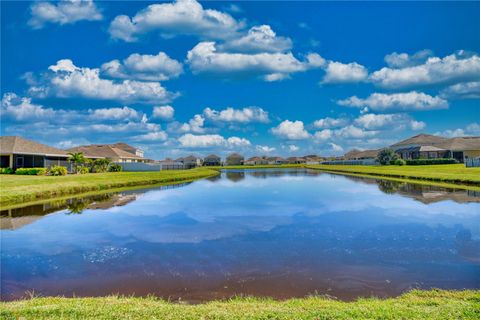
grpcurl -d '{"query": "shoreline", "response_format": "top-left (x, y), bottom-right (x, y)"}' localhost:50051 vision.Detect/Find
top-left (1, 290), bottom-right (478, 319)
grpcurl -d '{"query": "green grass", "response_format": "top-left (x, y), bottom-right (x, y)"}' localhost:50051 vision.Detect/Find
top-left (306, 164), bottom-right (480, 186)
top-left (0, 168), bottom-right (219, 208)
top-left (1, 290), bottom-right (478, 320)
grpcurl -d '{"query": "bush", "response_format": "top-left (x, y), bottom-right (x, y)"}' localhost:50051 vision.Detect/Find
top-left (394, 159), bottom-right (406, 166)
top-left (0, 167), bottom-right (14, 174)
top-left (108, 163), bottom-right (123, 172)
top-left (79, 166), bottom-right (90, 174)
top-left (93, 158), bottom-right (111, 173)
top-left (15, 167), bottom-right (47, 175)
top-left (377, 148), bottom-right (398, 165)
top-left (406, 158), bottom-right (459, 165)
top-left (49, 165), bottom-right (68, 176)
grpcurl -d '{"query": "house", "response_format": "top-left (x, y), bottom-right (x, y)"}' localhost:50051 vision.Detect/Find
top-left (286, 156), bottom-right (306, 164)
top-left (390, 134), bottom-right (480, 162)
top-left (303, 155), bottom-right (324, 164)
top-left (159, 158), bottom-right (185, 170)
top-left (179, 155), bottom-right (203, 169)
top-left (245, 156), bottom-right (268, 165)
top-left (203, 154), bottom-right (221, 166)
top-left (266, 156), bottom-right (288, 165)
top-left (344, 149), bottom-right (381, 160)
top-left (226, 153), bottom-right (244, 165)
top-left (67, 143), bottom-right (148, 163)
top-left (0, 136), bottom-right (70, 170)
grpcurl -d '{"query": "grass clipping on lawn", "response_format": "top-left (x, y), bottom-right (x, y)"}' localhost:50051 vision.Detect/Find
top-left (0, 290), bottom-right (479, 320)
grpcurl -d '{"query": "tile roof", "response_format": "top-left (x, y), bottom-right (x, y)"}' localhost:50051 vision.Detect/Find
top-left (390, 134), bottom-right (448, 147)
top-left (0, 136), bottom-right (68, 156)
top-left (66, 144), bottom-right (143, 159)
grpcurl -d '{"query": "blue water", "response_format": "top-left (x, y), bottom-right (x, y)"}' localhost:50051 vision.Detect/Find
top-left (1, 169), bottom-right (479, 301)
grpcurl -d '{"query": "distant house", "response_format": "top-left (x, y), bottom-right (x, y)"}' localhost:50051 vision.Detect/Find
top-left (245, 156), bottom-right (268, 165)
top-left (266, 156), bottom-right (288, 165)
top-left (344, 149), bottom-right (381, 160)
top-left (159, 158), bottom-right (185, 170)
top-left (203, 154), bottom-right (221, 166)
top-left (179, 155), bottom-right (203, 169)
top-left (67, 143), bottom-right (148, 163)
top-left (390, 134), bottom-right (480, 162)
top-left (226, 153), bottom-right (244, 165)
top-left (0, 136), bottom-right (70, 170)
top-left (304, 155), bottom-right (324, 164)
top-left (286, 156), bottom-right (306, 164)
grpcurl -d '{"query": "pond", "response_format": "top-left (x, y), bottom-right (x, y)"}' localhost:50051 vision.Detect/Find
top-left (1, 169), bottom-right (479, 302)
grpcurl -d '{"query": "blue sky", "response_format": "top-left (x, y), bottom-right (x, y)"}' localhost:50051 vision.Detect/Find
top-left (1, 0), bottom-right (479, 159)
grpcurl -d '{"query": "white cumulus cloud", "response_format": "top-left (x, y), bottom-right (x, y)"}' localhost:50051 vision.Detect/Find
top-left (1, 92), bottom-right (55, 121)
top-left (337, 91), bottom-right (448, 111)
top-left (203, 106), bottom-right (269, 123)
top-left (178, 133), bottom-right (250, 148)
top-left (440, 81), bottom-right (480, 99)
top-left (29, 0), bottom-right (102, 29)
top-left (256, 145), bottom-right (276, 153)
top-left (89, 106), bottom-right (140, 121)
top-left (313, 117), bottom-right (348, 129)
top-left (108, 0), bottom-right (242, 42)
top-left (219, 25), bottom-right (292, 53)
top-left (354, 113), bottom-right (425, 131)
top-left (271, 120), bottom-right (310, 140)
top-left (152, 105), bottom-right (175, 120)
top-left (322, 61), bottom-right (368, 84)
top-left (101, 52), bottom-right (183, 81)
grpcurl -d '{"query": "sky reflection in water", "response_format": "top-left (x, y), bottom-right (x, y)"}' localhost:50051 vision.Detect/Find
top-left (1, 169), bottom-right (479, 301)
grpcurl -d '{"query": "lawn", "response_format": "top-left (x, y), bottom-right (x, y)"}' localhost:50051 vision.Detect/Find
top-left (1, 290), bottom-right (478, 320)
top-left (0, 168), bottom-right (219, 208)
top-left (306, 164), bottom-right (480, 186)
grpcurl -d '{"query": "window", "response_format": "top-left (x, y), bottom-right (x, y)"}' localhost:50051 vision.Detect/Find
top-left (16, 156), bottom-right (24, 168)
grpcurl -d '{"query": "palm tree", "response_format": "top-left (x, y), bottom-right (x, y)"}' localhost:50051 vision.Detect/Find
top-left (68, 152), bottom-right (86, 174)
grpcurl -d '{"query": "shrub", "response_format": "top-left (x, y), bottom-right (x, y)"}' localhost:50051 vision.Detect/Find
top-left (377, 149), bottom-right (398, 165)
top-left (50, 165), bottom-right (68, 176)
top-left (0, 167), bottom-right (14, 174)
top-left (108, 163), bottom-right (123, 172)
top-left (394, 159), bottom-right (406, 166)
top-left (79, 166), bottom-right (90, 174)
top-left (406, 158), bottom-right (459, 165)
top-left (93, 158), bottom-right (111, 173)
top-left (15, 167), bottom-right (47, 175)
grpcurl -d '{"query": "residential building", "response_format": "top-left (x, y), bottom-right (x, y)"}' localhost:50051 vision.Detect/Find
top-left (344, 149), bottom-right (381, 160)
top-left (245, 156), bottom-right (268, 165)
top-left (226, 153), bottom-right (244, 165)
top-left (286, 156), bottom-right (306, 164)
top-left (0, 136), bottom-right (70, 170)
top-left (203, 154), bottom-right (221, 166)
top-left (266, 156), bottom-right (288, 165)
top-left (159, 158), bottom-right (185, 170)
top-left (67, 143), bottom-right (148, 163)
top-left (178, 155), bottom-right (203, 169)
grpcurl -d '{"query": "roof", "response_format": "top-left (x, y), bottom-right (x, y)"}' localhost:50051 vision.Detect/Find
top-left (112, 142), bottom-right (141, 154)
top-left (226, 153), bottom-right (244, 159)
top-left (183, 155), bottom-right (200, 161)
top-left (204, 154), bottom-right (221, 159)
top-left (345, 149), bottom-right (381, 159)
top-left (66, 144), bottom-right (143, 160)
top-left (390, 134), bottom-right (448, 148)
top-left (0, 136), bottom-right (68, 157)
top-left (418, 145), bottom-right (446, 152)
top-left (437, 137), bottom-right (480, 151)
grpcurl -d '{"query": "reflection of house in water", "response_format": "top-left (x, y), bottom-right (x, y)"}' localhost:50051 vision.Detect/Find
top-left (225, 171), bottom-right (245, 182)
top-left (342, 175), bottom-right (480, 204)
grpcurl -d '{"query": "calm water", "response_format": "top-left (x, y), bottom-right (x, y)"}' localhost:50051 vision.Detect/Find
top-left (1, 169), bottom-right (479, 301)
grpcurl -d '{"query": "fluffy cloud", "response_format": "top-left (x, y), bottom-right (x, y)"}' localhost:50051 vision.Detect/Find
top-left (203, 106), bottom-right (269, 123)
top-left (440, 81), bottom-right (480, 99)
top-left (322, 61), bottom-right (368, 84)
top-left (131, 131), bottom-right (168, 142)
top-left (108, 0), bottom-right (242, 42)
top-left (384, 49), bottom-right (433, 68)
top-left (187, 42), bottom-right (322, 81)
top-left (178, 133), bottom-right (250, 148)
top-left (334, 125), bottom-right (378, 139)
top-left (313, 129), bottom-right (333, 141)
top-left (29, 0), bottom-right (102, 29)
top-left (286, 145), bottom-right (299, 152)
top-left (89, 106), bottom-right (140, 121)
top-left (152, 105), bottom-right (175, 120)
top-left (354, 113), bottom-right (425, 130)
top-left (370, 51), bottom-right (480, 89)
top-left (271, 120), bottom-right (310, 140)
top-left (179, 115), bottom-right (205, 133)
top-left (337, 91), bottom-right (448, 111)
top-left (219, 25), bottom-right (292, 53)
top-left (328, 142), bottom-right (344, 153)
top-left (101, 52), bottom-right (183, 81)
top-left (313, 117), bottom-right (348, 129)
top-left (1, 92), bottom-right (55, 121)
top-left (435, 123), bottom-right (480, 138)
top-left (256, 145), bottom-right (276, 153)
top-left (29, 59), bottom-right (175, 104)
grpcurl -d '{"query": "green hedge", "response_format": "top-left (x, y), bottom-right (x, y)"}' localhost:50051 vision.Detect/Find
top-left (15, 168), bottom-right (47, 175)
top-left (50, 165), bottom-right (68, 176)
top-left (406, 158), bottom-right (459, 165)
top-left (0, 167), bottom-right (14, 174)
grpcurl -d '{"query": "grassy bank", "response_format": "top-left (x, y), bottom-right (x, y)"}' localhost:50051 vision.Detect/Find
top-left (0, 168), bottom-right (219, 208)
top-left (306, 164), bottom-right (480, 186)
top-left (1, 290), bottom-right (478, 320)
